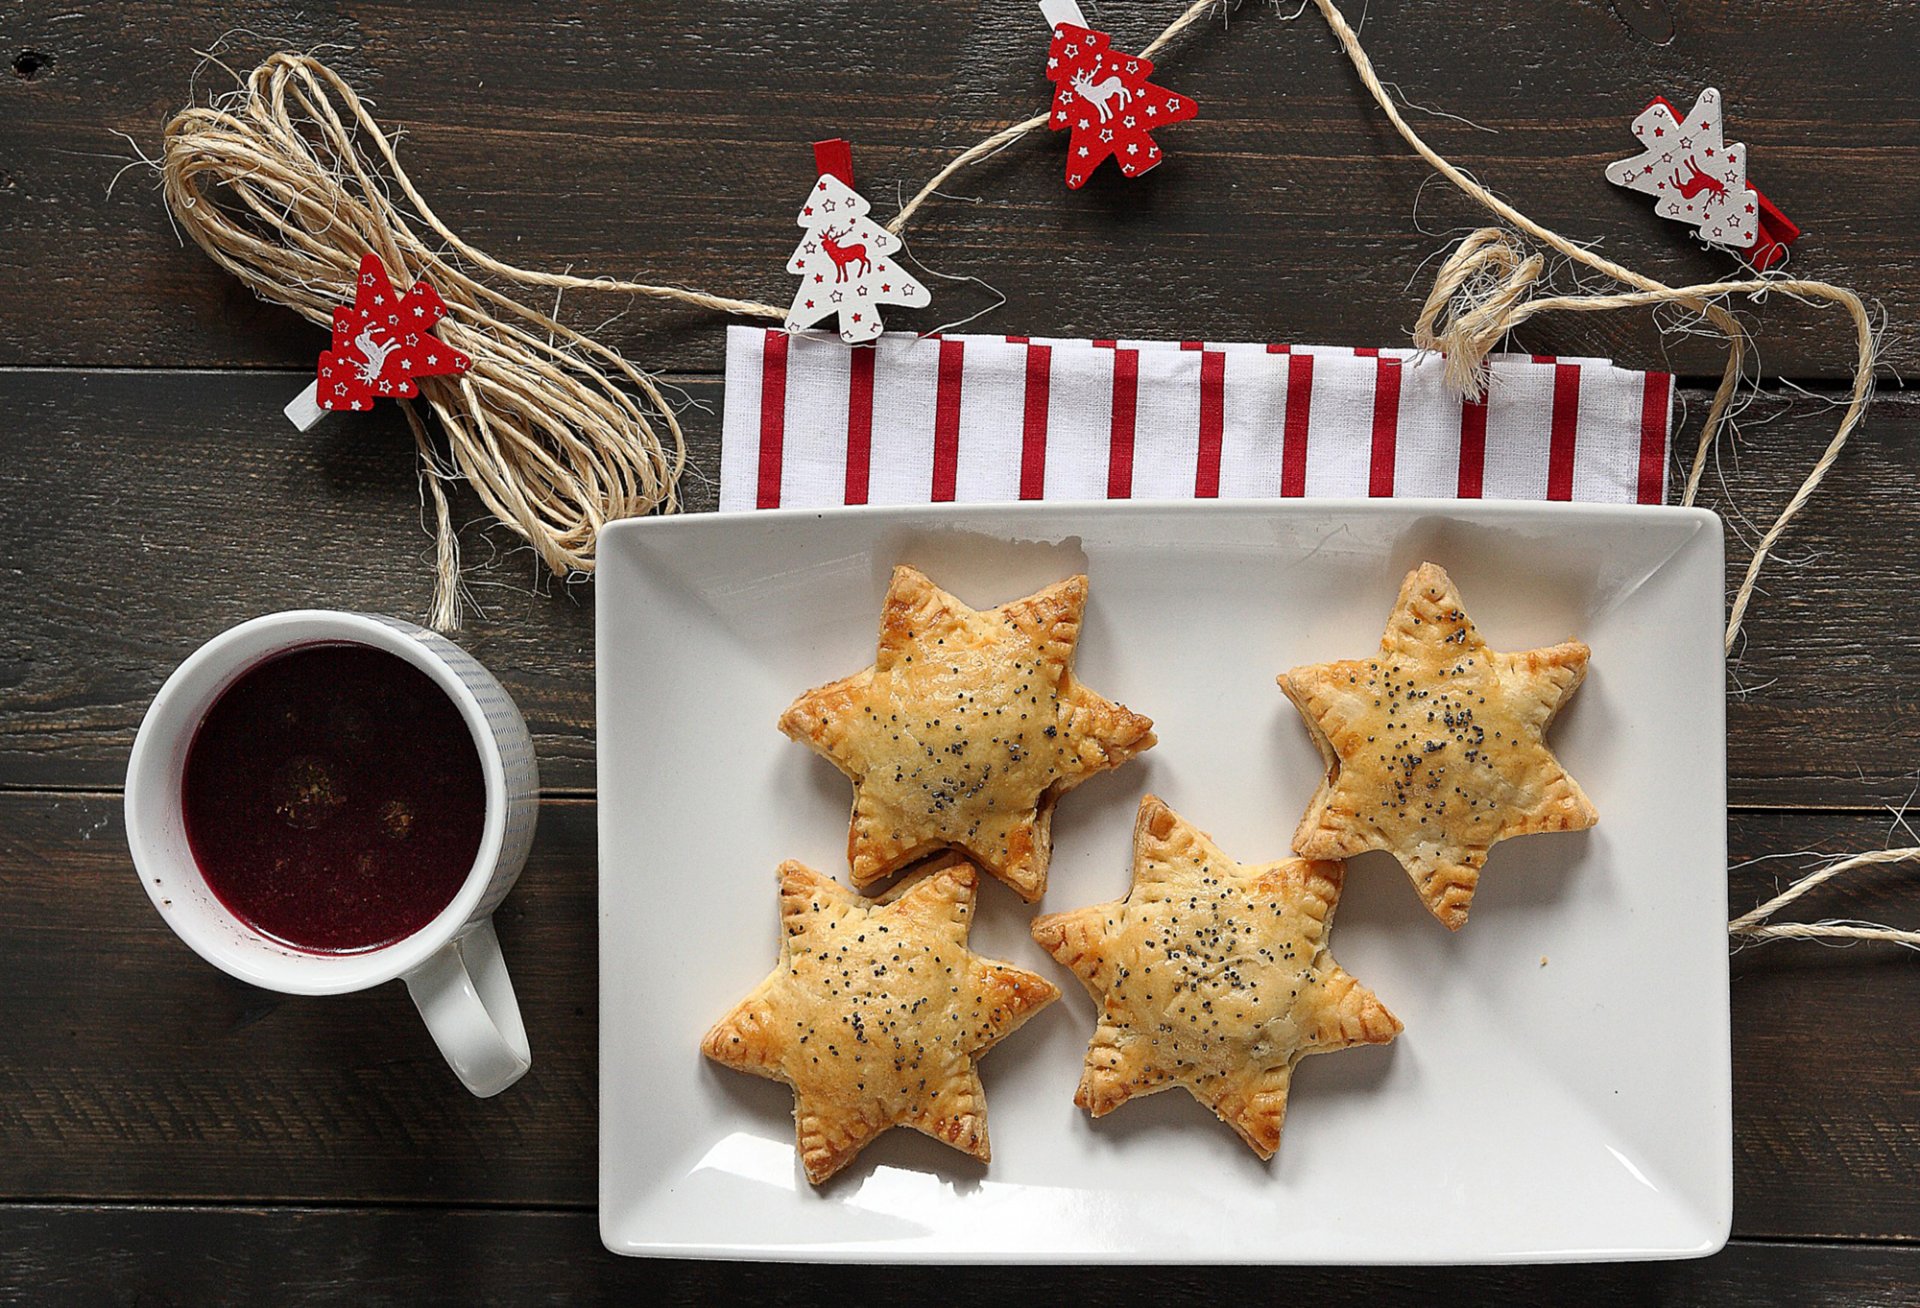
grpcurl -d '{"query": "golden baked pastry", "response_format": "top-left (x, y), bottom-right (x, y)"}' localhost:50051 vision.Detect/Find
top-left (1279, 562), bottom-right (1597, 931)
top-left (779, 565), bottom-right (1155, 901)
top-left (1031, 797), bottom-right (1400, 1160)
top-left (700, 855), bottom-right (1058, 1185)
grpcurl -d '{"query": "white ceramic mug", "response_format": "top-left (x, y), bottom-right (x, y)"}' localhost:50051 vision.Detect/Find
top-left (125, 611), bottom-right (539, 1097)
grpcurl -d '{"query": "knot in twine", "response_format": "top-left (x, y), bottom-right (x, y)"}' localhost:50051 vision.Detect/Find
top-left (1411, 228), bottom-right (1545, 401)
top-left (161, 53), bottom-right (778, 629)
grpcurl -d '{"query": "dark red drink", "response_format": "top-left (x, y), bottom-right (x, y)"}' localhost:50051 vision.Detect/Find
top-left (182, 643), bottom-right (487, 954)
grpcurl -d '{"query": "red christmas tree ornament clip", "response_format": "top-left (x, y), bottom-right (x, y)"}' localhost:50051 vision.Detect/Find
top-left (1603, 87), bottom-right (1800, 271)
top-left (284, 253), bottom-right (472, 430)
top-left (1039, 0), bottom-right (1197, 189)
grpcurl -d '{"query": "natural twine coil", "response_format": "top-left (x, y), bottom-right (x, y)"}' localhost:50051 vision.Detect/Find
top-left (162, 53), bottom-right (781, 629)
top-left (160, 4), bottom-right (1899, 947)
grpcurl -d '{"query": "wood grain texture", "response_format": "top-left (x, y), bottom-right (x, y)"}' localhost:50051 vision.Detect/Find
top-left (3, 793), bottom-right (1916, 1242)
top-left (2, 1), bottom-right (1916, 1291)
top-left (0, 0), bottom-right (1911, 378)
top-left (3, 368), bottom-right (1918, 806)
top-left (3, 1209), bottom-right (1918, 1307)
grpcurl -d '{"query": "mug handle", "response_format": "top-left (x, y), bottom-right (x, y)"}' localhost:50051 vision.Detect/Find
top-left (404, 918), bottom-right (531, 1097)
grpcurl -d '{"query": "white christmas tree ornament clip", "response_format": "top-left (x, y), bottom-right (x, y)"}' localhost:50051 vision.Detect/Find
top-left (1604, 87), bottom-right (1799, 271)
top-left (783, 139), bottom-right (930, 344)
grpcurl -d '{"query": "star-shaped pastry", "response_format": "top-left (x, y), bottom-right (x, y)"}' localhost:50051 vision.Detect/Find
top-left (1031, 797), bottom-right (1400, 1159)
top-left (1278, 563), bottom-right (1597, 931)
top-left (700, 856), bottom-right (1058, 1185)
top-left (779, 565), bottom-right (1156, 901)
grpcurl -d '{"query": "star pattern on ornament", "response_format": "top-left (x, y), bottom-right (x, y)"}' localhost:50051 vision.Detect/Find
top-left (312, 253), bottom-right (469, 415)
top-left (779, 566), bottom-right (1155, 900)
top-left (1277, 563), bottom-right (1597, 930)
top-left (783, 170), bottom-right (931, 343)
top-left (1043, 22), bottom-right (1195, 190)
top-left (701, 857), bottom-right (1058, 1185)
top-left (1031, 797), bottom-right (1401, 1159)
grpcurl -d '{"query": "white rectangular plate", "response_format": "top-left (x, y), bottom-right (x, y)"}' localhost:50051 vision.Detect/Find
top-left (597, 501), bottom-right (1729, 1263)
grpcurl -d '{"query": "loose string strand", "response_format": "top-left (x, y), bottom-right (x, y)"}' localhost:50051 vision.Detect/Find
top-left (869, 0), bottom-right (1893, 950)
top-left (1298, 0), bottom-right (1874, 657)
top-left (1730, 847), bottom-right (1920, 951)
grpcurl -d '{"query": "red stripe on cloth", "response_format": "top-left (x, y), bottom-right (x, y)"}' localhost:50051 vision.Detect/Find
top-left (1637, 371), bottom-right (1671, 505)
top-left (1532, 353), bottom-right (1556, 365)
top-left (1005, 334), bottom-right (1029, 344)
top-left (1353, 346), bottom-right (1381, 358)
top-left (1093, 339), bottom-right (1118, 349)
top-left (1281, 351), bottom-right (1313, 496)
top-left (1108, 349), bottom-right (1139, 498)
top-left (1180, 340), bottom-right (1204, 351)
top-left (931, 338), bottom-right (966, 502)
top-left (844, 346), bottom-right (875, 505)
top-left (755, 329), bottom-right (789, 509)
top-left (1266, 342), bottom-right (1291, 354)
top-left (1457, 396), bottom-right (1488, 498)
top-left (1019, 343), bottom-right (1052, 499)
top-left (1547, 363), bottom-right (1581, 501)
top-left (1195, 350), bottom-right (1225, 497)
top-left (1368, 356), bottom-right (1402, 497)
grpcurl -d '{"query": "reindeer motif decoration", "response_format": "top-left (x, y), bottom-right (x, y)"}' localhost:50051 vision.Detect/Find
top-left (1668, 156), bottom-right (1729, 204)
top-left (350, 325), bottom-right (402, 383)
top-left (1070, 68), bottom-right (1132, 123)
top-left (783, 167), bottom-right (931, 344)
top-left (817, 225), bottom-right (871, 283)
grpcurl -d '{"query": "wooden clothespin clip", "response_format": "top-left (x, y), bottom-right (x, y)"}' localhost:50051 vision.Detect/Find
top-left (780, 138), bottom-right (930, 344)
top-left (284, 253), bottom-right (470, 430)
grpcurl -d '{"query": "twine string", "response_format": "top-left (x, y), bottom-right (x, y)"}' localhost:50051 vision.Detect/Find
top-left (1729, 848), bottom-right (1920, 950)
top-left (162, 12), bottom-right (1894, 948)
top-left (880, 0), bottom-right (1892, 950)
top-left (889, 0), bottom-right (1874, 661)
top-left (1300, 0), bottom-right (1875, 659)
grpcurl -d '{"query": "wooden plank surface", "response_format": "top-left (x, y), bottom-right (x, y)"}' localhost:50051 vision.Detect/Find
top-left (4, 0), bottom-right (1916, 1297)
top-left (3, 1207), bottom-right (1917, 1306)
top-left (3, 367), bottom-right (1917, 808)
top-left (1, 1), bottom-right (1912, 379)
top-left (3, 794), bottom-right (1915, 1243)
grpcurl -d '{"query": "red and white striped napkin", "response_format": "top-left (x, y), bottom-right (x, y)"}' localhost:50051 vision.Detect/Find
top-left (719, 327), bottom-right (1673, 511)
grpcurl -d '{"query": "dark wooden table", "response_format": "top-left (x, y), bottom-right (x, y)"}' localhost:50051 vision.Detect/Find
top-left (5, 2), bottom-right (1918, 1302)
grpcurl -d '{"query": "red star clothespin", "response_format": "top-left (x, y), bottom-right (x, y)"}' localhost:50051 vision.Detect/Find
top-left (284, 253), bottom-right (472, 430)
top-left (1603, 87), bottom-right (1800, 271)
top-left (1039, 0), bottom-right (1196, 190)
